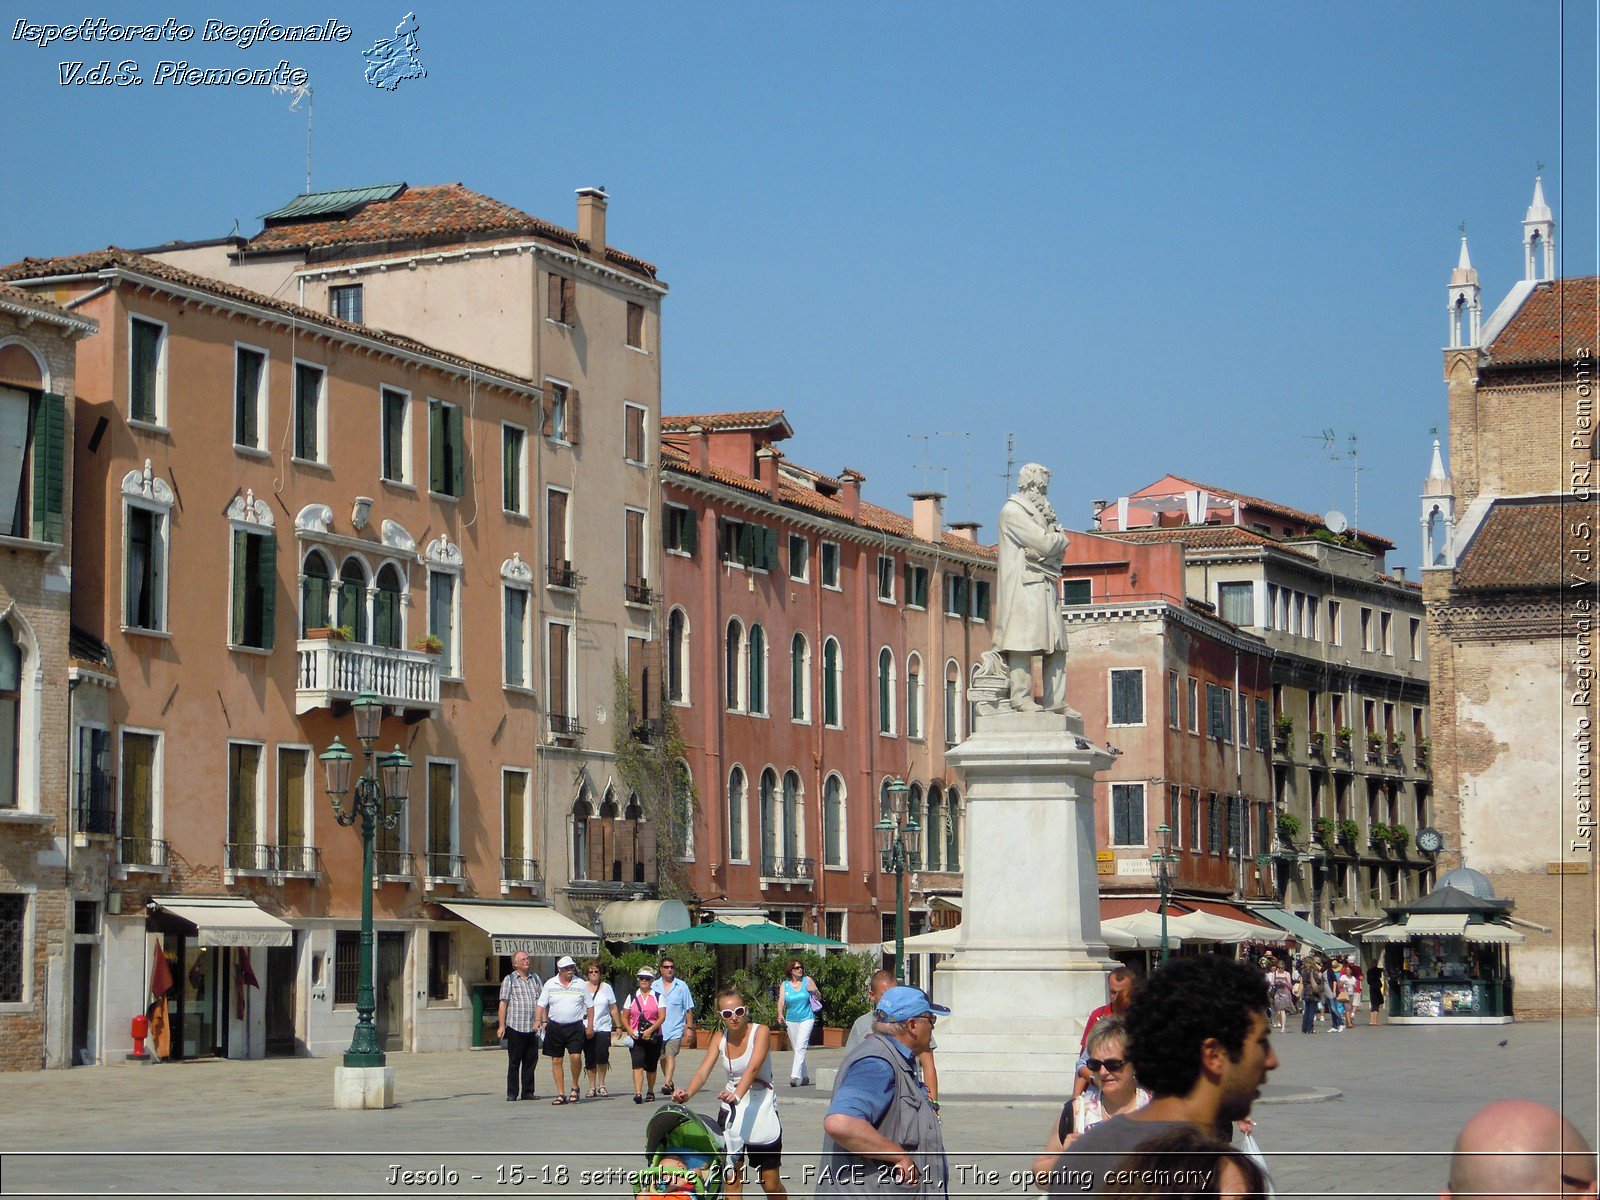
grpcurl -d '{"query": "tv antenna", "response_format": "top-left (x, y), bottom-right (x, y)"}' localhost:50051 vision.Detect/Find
top-left (998, 432), bottom-right (1016, 500)
top-left (272, 79), bottom-right (314, 194)
top-left (907, 435), bottom-right (948, 495)
top-left (1303, 427), bottom-right (1340, 501)
top-left (1345, 434), bottom-right (1371, 537)
top-left (935, 431), bottom-right (973, 516)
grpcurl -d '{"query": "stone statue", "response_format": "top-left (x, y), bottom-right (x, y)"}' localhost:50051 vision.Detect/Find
top-left (990, 463), bottom-right (1069, 711)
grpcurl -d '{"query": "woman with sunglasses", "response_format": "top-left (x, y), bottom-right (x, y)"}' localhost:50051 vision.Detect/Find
top-left (674, 988), bottom-right (786, 1199)
top-left (1031, 1017), bottom-right (1149, 1179)
top-left (775, 958), bottom-right (821, 1087)
top-left (582, 961), bottom-right (621, 1098)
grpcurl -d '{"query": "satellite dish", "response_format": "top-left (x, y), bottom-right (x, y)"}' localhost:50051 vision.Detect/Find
top-left (1324, 510), bottom-right (1349, 534)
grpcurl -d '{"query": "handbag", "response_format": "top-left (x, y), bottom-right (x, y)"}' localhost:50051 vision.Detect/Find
top-left (807, 980), bottom-right (823, 1014)
top-left (613, 1030), bottom-right (635, 1048)
top-left (1239, 1130), bottom-right (1276, 1199)
top-left (720, 1082), bottom-right (782, 1153)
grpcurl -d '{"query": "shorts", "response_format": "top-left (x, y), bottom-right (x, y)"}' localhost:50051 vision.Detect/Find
top-left (583, 1032), bottom-right (611, 1069)
top-left (630, 1036), bottom-right (663, 1073)
top-left (729, 1139), bottom-right (782, 1177)
top-left (543, 1020), bottom-right (586, 1057)
top-left (661, 1037), bottom-right (683, 1059)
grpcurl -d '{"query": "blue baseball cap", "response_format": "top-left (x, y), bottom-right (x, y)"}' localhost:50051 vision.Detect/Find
top-left (874, 986), bottom-right (950, 1023)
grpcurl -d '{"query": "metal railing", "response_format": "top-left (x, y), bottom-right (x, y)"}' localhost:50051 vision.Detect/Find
top-left (424, 851), bottom-right (465, 879)
top-left (226, 842), bottom-right (275, 872)
top-left (295, 638), bottom-right (440, 714)
top-left (275, 844), bottom-right (320, 874)
top-left (500, 856), bottom-right (542, 883)
top-left (550, 714), bottom-right (585, 739)
top-left (374, 849), bottom-right (415, 877)
top-left (547, 562), bottom-right (582, 590)
top-left (119, 836), bottom-right (169, 869)
top-left (624, 582), bottom-right (655, 606)
top-left (76, 802), bottom-right (116, 836)
top-left (760, 855), bottom-right (814, 882)
top-left (632, 717), bottom-right (666, 743)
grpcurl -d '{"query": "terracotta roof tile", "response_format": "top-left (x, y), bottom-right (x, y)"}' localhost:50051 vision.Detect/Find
top-left (1455, 497), bottom-right (1590, 590)
top-left (0, 247), bottom-right (532, 387)
top-left (1486, 277), bottom-right (1599, 365)
top-left (246, 183), bottom-right (661, 282)
top-left (0, 282), bottom-right (95, 328)
top-left (1151, 475), bottom-right (1394, 550)
top-left (1098, 524), bottom-right (1318, 561)
top-left (661, 411), bottom-right (790, 433)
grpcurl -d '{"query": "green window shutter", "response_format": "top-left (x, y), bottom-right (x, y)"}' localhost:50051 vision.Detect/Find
top-left (30, 392), bottom-right (66, 543)
top-left (765, 527), bottom-right (779, 571)
top-left (684, 510), bottom-right (699, 557)
top-left (428, 400), bottom-right (445, 492)
top-left (258, 533), bottom-right (276, 650)
top-left (231, 530), bottom-right (249, 645)
top-left (447, 404), bottom-right (465, 497)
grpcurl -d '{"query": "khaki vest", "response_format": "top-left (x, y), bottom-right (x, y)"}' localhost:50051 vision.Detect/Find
top-left (815, 1034), bottom-right (947, 1199)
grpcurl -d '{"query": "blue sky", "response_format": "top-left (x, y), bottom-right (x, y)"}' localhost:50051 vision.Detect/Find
top-left (4, 2), bottom-right (1595, 564)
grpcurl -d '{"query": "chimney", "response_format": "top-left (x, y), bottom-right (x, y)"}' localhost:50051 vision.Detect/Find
top-left (947, 521), bottom-right (980, 543)
top-left (687, 422), bottom-right (710, 474)
top-left (1091, 499), bottom-right (1108, 529)
top-left (840, 468), bottom-right (865, 519)
top-left (576, 187), bottom-right (608, 258)
top-left (756, 446), bottom-right (782, 499)
top-left (911, 492), bottom-right (945, 542)
top-left (1392, 566), bottom-right (1406, 580)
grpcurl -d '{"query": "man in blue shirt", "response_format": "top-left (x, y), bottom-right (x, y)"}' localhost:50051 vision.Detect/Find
top-left (649, 956), bottom-right (695, 1095)
top-left (818, 986), bottom-right (949, 1198)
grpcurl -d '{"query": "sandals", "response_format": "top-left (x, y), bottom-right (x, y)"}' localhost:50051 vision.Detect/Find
top-left (633, 1093), bottom-right (644, 1104)
top-left (551, 1097), bottom-right (568, 1106)
top-left (645, 1090), bottom-right (655, 1102)
top-left (598, 1086), bottom-right (609, 1097)
top-left (587, 1088), bottom-right (598, 1098)
top-left (568, 1087), bottom-right (580, 1103)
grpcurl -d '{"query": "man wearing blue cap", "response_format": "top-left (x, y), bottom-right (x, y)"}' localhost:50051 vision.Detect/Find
top-left (817, 986), bottom-right (949, 1198)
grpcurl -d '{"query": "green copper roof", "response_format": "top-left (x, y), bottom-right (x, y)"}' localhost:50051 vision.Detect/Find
top-left (261, 183), bottom-right (406, 224)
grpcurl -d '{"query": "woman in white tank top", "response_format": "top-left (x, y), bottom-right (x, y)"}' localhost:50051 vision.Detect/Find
top-left (673, 987), bottom-right (785, 1198)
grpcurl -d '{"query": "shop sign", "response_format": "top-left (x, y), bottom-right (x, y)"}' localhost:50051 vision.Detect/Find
top-left (1547, 861), bottom-right (1590, 874)
top-left (491, 936), bottom-right (599, 957)
top-left (1096, 850), bottom-right (1114, 863)
top-left (1116, 859), bottom-right (1154, 877)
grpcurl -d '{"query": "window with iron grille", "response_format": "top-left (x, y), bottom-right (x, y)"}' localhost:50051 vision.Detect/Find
top-left (334, 930), bottom-right (360, 1005)
top-left (0, 894), bottom-right (24, 1002)
top-left (824, 911), bottom-right (845, 944)
top-left (329, 284), bottom-right (364, 324)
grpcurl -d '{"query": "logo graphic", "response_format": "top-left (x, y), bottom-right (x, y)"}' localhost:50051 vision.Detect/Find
top-left (362, 12), bottom-right (426, 91)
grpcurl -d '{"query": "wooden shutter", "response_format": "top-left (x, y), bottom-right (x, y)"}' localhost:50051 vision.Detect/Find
top-left (258, 532), bottom-right (276, 650)
top-left (684, 510), bottom-right (699, 557)
top-left (121, 734), bottom-right (153, 840)
top-left (642, 639), bottom-right (664, 722)
top-left (561, 277), bottom-right (576, 324)
top-left (428, 400), bottom-right (445, 492)
top-left (566, 388), bottom-right (581, 444)
top-left (635, 819), bottom-right (658, 883)
top-left (586, 816), bottom-right (607, 881)
top-left (447, 403), bottom-right (465, 497)
top-left (625, 510), bottom-right (644, 585)
top-left (764, 527), bottom-right (779, 572)
top-left (547, 273), bottom-right (563, 320)
top-left (629, 644), bottom-right (648, 720)
top-left (540, 393), bottom-right (555, 437)
top-left (30, 392), bottom-right (65, 543)
top-left (231, 529), bottom-right (250, 645)
top-left (503, 772), bottom-right (526, 859)
top-left (278, 749), bottom-right (306, 847)
top-left (549, 624), bottom-right (569, 718)
top-left (548, 491), bottom-right (568, 564)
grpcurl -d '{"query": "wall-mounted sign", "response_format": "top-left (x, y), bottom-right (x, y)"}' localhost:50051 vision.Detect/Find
top-left (491, 937), bottom-right (600, 957)
top-left (1097, 860), bottom-right (1115, 876)
top-left (1547, 861), bottom-right (1590, 875)
top-left (1096, 850), bottom-right (1115, 863)
top-left (1117, 859), bottom-right (1154, 877)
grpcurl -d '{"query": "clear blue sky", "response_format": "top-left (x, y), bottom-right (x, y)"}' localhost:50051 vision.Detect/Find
top-left (4, 2), bottom-right (1595, 564)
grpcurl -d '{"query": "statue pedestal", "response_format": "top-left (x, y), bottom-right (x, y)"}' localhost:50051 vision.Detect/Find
top-left (927, 707), bottom-right (1118, 1097)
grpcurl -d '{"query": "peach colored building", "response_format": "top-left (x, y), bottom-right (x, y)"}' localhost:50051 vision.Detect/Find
top-left (3, 247), bottom-right (607, 1062)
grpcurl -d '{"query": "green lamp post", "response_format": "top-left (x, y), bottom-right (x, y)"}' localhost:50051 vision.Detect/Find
top-left (874, 777), bottom-right (919, 973)
top-left (319, 690), bottom-right (411, 1068)
top-left (1152, 822), bottom-right (1180, 964)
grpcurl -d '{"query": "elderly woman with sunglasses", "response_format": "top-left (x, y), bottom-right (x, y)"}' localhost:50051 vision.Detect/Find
top-left (1032, 1017), bottom-right (1150, 1179)
top-left (673, 988), bottom-right (786, 1198)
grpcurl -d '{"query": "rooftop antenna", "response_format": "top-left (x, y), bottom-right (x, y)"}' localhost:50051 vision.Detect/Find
top-left (998, 432), bottom-right (1016, 500)
top-left (272, 79), bottom-right (314, 194)
top-left (907, 434), bottom-right (947, 495)
top-left (1345, 434), bottom-right (1371, 537)
top-left (1303, 427), bottom-right (1340, 503)
top-left (935, 431), bottom-right (973, 515)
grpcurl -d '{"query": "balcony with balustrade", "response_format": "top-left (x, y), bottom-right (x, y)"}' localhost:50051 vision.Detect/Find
top-left (760, 855), bottom-right (815, 884)
top-left (295, 637), bottom-right (440, 716)
top-left (500, 857), bottom-right (545, 899)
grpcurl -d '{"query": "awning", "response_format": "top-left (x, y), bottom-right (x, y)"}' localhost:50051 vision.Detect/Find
top-left (150, 897), bottom-right (293, 947)
top-left (437, 902), bottom-right (598, 958)
top-left (1405, 913), bottom-right (1469, 938)
top-left (700, 909), bottom-right (769, 928)
top-left (1101, 911), bottom-right (1186, 949)
top-left (928, 896), bottom-right (964, 913)
top-left (1249, 906), bottom-right (1356, 954)
top-left (1169, 911), bottom-right (1291, 945)
top-left (597, 899), bottom-right (692, 942)
top-left (1357, 924), bottom-right (1413, 943)
top-left (1463, 923), bottom-right (1526, 944)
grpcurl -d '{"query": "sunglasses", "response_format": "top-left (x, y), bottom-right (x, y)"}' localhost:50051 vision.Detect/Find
top-left (913, 1014), bottom-right (937, 1028)
top-left (719, 1006), bottom-right (747, 1020)
top-left (1087, 1057), bottom-right (1128, 1073)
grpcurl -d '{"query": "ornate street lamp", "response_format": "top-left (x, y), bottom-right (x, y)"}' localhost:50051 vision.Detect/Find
top-left (875, 777), bottom-right (919, 972)
top-left (1152, 822), bottom-right (1180, 964)
top-left (319, 690), bottom-right (411, 1069)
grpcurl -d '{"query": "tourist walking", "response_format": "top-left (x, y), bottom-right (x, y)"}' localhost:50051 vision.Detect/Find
top-left (537, 956), bottom-right (590, 1103)
top-left (626, 967), bottom-right (665, 1103)
top-left (818, 986), bottom-right (949, 1199)
top-left (1033, 1016), bottom-right (1151, 1181)
top-left (1265, 957), bottom-right (1293, 1034)
top-left (1299, 962), bottom-right (1322, 1034)
top-left (583, 960), bottom-right (620, 1098)
top-left (1325, 960), bottom-right (1346, 1032)
top-left (674, 987), bottom-right (786, 1199)
top-left (1074, 966), bottom-right (1135, 1100)
top-left (651, 957), bottom-right (696, 1096)
top-left (1043, 955), bottom-right (1279, 1196)
top-left (1368, 967), bottom-right (1385, 1026)
top-left (845, 969), bottom-right (939, 1104)
top-left (776, 958), bottom-right (821, 1087)
top-left (496, 951), bottom-right (542, 1101)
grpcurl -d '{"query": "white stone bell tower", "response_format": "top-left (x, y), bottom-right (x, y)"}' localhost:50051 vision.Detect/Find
top-left (1421, 438), bottom-right (1455, 570)
top-left (1447, 237), bottom-right (1481, 349)
top-left (1523, 175), bottom-right (1556, 282)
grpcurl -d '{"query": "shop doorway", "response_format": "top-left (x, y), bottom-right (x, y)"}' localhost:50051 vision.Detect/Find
top-left (71, 944), bottom-right (95, 1064)
top-left (375, 932), bottom-right (405, 1052)
top-left (179, 944), bottom-right (223, 1059)
top-left (264, 942), bottom-right (298, 1056)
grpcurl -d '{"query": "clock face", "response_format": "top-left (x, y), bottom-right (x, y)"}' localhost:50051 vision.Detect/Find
top-left (1416, 827), bottom-right (1442, 853)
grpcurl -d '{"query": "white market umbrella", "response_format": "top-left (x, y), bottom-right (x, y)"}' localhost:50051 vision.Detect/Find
top-left (1169, 911), bottom-right (1292, 945)
top-left (1101, 911), bottom-right (1186, 949)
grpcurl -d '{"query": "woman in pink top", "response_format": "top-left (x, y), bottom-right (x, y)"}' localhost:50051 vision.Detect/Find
top-left (626, 967), bottom-right (666, 1102)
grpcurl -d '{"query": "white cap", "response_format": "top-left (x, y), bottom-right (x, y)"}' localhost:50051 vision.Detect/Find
top-left (636, 966), bottom-right (656, 979)
top-left (556, 955), bottom-right (577, 970)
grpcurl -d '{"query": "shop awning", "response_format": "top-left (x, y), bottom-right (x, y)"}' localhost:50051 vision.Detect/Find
top-left (1463, 923), bottom-right (1526, 944)
top-left (597, 900), bottom-right (692, 942)
top-left (1248, 906), bottom-right (1356, 954)
top-left (151, 897), bottom-right (293, 947)
top-left (437, 902), bottom-right (598, 958)
top-left (700, 910), bottom-right (769, 928)
top-left (1359, 923), bottom-right (1414, 942)
top-left (1169, 911), bottom-right (1291, 945)
top-left (1405, 913), bottom-right (1469, 938)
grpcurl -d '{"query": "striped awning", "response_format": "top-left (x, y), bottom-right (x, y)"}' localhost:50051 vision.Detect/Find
top-left (1404, 914), bottom-right (1469, 938)
top-left (1357, 923), bottom-right (1413, 943)
top-left (1463, 923), bottom-right (1526, 944)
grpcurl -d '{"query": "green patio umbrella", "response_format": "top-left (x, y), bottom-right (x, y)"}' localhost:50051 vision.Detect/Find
top-left (631, 919), bottom-right (846, 948)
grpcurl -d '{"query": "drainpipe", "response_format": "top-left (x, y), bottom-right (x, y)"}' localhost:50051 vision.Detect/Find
top-left (1234, 648), bottom-right (1245, 899)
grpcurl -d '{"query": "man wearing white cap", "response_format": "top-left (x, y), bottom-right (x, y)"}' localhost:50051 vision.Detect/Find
top-left (537, 956), bottom-right (589, 1104)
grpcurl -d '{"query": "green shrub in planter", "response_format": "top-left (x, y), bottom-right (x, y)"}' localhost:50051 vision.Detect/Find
top-left (1312, 817), bottom-right (1335, 844)
top-left (1276, 813), bottom-right (1302, 841)
top-left (1388, 824), bottom-right (1410, 853)
top-left (1337, 819), bottom-right (1361, 846)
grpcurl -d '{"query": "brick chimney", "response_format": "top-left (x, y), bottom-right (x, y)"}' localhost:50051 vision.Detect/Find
top-left (840, 468), bottom-right (865, 519)
top-left (947, 521), bottom-right (980, 543)
top-left (911, 492), bottom-right (945, 542)
top-left (576, 187), bottom-right (608, 258)
top-left (687, 422), bottom-right (710, 474)
top-left (756, 446), bottom-right (782, 499)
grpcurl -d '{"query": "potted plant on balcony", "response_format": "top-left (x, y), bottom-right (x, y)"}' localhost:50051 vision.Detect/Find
top-left (1276, 812), bottom-right (1302, 846)
top-left (413, 633), bottom-right (445, 655)
top-left (1337, 818), bottom-right (1361, 850)
top-left (1309, 729), bottom-right (1326, 757)
top-left (1388, 823), bottom-right (1411, 855)
top-left (1312, 816), bottom-right (1335, 846)
top-left (1334, 727), bottom-right (1354, 759)
top-left (305, 625), bottom-right (352, 642)
top-left (1417, 736), bottom-right (1432, 769)
top-left (1365, 731), bottom-right (1385, 758)
top-left (1370, 821), bottom-right (1392, 852)
top-left (1273, 713), bottom-right (1294, 751)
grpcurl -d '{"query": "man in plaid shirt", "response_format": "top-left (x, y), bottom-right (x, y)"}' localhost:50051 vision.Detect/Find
top-left (497, 952), bottom-right (543, 1100)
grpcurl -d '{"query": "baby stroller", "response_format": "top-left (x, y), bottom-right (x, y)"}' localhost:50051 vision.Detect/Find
top-left (634, 1102), bottom-right (729, 1200)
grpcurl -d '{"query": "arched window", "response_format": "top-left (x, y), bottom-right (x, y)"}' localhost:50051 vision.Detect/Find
top-left (748, 624), bottom-right (768, 716)
top-left (673, 760), bottom-right (694, 861)
top-left (301, 550), bottom-right (332, 635)
top-left (946, 785), bottom-right (962, 871)
top-left (759, 768), bottom-right (779, 873)
top-left (373, 564), bottom-right (404, 649)
top-left (877, 648), bottom-right (896, 735)
top-left (599, 786), bottom-right (619, 819)
top-left (790, 633), bottom-right (811, 722)
top-left (907, 783), bottom-right (924, 860)
top-left (823, 774), bottom-right (845, 868)
top-left (905, 654), bottom-right (923, 740)
top-left (944, 660), bottom-right (962, 746)
top-left (0, 621), bottom-right (20, 810)
top-left (725, 619), bottom-right (745, 712)
top-left (572, 793), bottom-right (593, 880)
top-left (823, 637), bottom-right (842, 727)
top-left (727, 766), bottom-right (748, 862)
top-left (1426, 507), bottom-right (1447, 567)
top-left (925, 784), bottom-right (944, 871)
top-left (338, 557), bottom-right (369, 643)
top-left (623, 792), bottom-right (643, 821)
top-left (667, 608), bottom-right (690, 703)
top-left (879, 776), bottom-right (893, 822)
top-left (782, 770), bottom-right (803, 868)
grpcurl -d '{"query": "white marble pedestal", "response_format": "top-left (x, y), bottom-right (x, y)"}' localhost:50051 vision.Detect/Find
top-left (928, 706), bottom-right (1118, 1097)
top-left (333, 1064), bottom-right (396, 1109)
